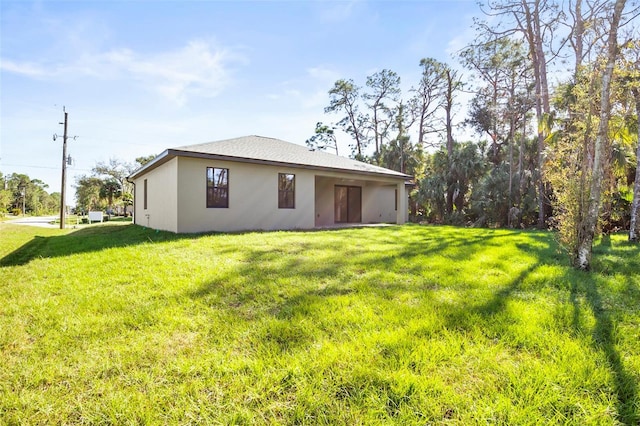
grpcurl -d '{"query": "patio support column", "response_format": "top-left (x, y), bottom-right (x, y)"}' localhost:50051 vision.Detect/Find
top-left (396, 181), bottom-right (407, 225)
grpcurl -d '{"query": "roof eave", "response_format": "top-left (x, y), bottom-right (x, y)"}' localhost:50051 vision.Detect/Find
top-left (127, 149), bottom-right (172, 181)
top-left (128, 149), bottom-right (412, 181)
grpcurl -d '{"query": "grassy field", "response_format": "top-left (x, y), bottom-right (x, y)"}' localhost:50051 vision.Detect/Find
top-left (0, 222), bottom-right (638, 425)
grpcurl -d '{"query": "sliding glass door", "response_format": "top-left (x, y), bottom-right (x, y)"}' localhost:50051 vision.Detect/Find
top-left (334, 185), bottom-right (361, 223)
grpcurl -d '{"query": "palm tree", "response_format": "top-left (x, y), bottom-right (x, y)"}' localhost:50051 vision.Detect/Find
top-left (100, 179), bottom-right (121, 216)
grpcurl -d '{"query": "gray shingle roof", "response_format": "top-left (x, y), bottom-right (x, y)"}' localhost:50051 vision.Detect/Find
top-left (130, 135), bottom-right (411, 180)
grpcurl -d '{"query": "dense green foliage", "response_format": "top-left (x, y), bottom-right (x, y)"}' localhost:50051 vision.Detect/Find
top-left (1, 223), bottom-right (638, 424)
top-left (315, 2), bottom-right (638, 270)
top-left (75, 156), bottom-right (153, 215)
top-left (75, 159), bottom-right (132, 214)
top-left (0, 171), bottom-right (59, 216)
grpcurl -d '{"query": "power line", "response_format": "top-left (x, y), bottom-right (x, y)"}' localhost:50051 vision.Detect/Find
top-left (1, 163), bottom-right (60, 170)
top-left (0, 163), bottom-right (92, 172)
top-left (77, 136), bottom-right (165, 150)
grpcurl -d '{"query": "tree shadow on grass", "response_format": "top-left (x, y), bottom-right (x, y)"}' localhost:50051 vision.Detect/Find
top-left (589, 234), bottom-right (640, 422)
top-left (464, 234), bottom-right (638, 423)
top-left (570, 272), bottom-right (639, 425)
top-left (440, 240), bottom-right (556, 333)
top-left (184, 226), bottom-right (639, 421)
top-left (0, 223), bottom-right (409, 268)
top-left (0, 223), bottom-right (197, 267)
top-left (188, 226), bottom-right (559, 332)
top-left (414, 229), bottom-right (555, 310)
top-left (592, 234), bottom-right (640, 277)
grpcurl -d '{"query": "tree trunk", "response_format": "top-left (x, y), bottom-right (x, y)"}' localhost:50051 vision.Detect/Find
top-left (508, 135), bottom-right (514, 227)
top-left (373, 107), bottom-right (380, 164)
top-left (418, 116), bottom-right (425, 147)
top-left (535, 107), bottom-right (546, 228)
top-left (573, 0), bottom-right (584, 77)
top-left (630, 87), bottom-right (640, 242)
top-left (446, 188), bottom-right (454, 216)
top-left (349, 109), bottom-right (363, 158)
top-left (520, 0), bottom-right (550, 229)
top-left (518, 120), bottom-right (526, 214)
top-left (445, 69), bottom-right (455, 156)
top-left (445, 69), bottom-right (456, 216)
top-left (576, 0), bottom-right (626, 269)
top-left (507, 79), bottom-right (517, 227)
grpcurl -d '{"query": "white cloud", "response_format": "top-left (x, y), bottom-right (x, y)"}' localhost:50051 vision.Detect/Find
top-left (445, 27), bottom-right (476, 58)
top-left (1, 39), bottom-right (245, 106)
top-left (264, 86), bottom-right (327, 110)
top-left (284, 89), bottom-right (302, 98)
top-left (262, 66), bottom-right (337, 111)
top-left (126, 40), bottom-right (241, 105)
top-left (301, 90), bottom-right (329, 110)
top-left (316, 0), bottom-right (360, 22)
top-left (307, 66), bottom-right (340, 84)
top-left (0, 60), bottom-right (47, 77)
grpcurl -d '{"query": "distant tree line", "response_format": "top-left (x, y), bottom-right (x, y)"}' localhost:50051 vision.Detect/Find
top-left (0, 155), bottom-right (156, 218)
top-left (0, 171), bottom-right (60, 216)
top-left (310, 0), bottom-right (638, 270)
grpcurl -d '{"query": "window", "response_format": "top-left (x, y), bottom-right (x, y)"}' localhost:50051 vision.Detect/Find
top-left (395, 188), bottom-right (398, 211)
top-left (278, 173), bottom-right (295, 209)
top-left (206, 167), bottom-right (229, 208)
top-left (143, 179), bottom-right (148, 210)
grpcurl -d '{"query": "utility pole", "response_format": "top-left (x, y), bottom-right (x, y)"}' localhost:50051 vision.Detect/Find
top-left (20, 186), bottom-right (25, 216)
top-left (59, 108), bottom-right (69, 229)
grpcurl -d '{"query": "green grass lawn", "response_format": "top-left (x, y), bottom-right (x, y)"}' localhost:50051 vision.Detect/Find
top-left (1, 223), bottom-right (638, 424)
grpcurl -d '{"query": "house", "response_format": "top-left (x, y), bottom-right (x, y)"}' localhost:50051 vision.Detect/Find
top-left (128, 135), bottom-right (412, 233)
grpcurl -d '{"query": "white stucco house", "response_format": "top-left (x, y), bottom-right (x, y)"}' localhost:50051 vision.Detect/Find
top-left (128, 135), bottom-right (412, 233)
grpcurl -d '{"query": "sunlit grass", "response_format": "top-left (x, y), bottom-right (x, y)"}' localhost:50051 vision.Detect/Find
top-left (0, 223), bottom-right (638, 424)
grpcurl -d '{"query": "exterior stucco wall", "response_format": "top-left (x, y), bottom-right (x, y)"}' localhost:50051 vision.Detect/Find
top-left (133, 157), bottom-right (178, 232)
top-left (362, 184), bottom-right (397, 224)
top-left (175, 157), bottom-right (315, 233)
top-left (314, 176), bottom-right (335, 226)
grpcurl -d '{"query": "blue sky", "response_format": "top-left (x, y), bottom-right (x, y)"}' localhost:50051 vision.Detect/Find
top-left (1, 0), bottom-right (478, 195)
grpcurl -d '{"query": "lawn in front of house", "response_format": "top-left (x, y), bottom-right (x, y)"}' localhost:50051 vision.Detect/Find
top-left (0, 222), bottom-right (638, 424)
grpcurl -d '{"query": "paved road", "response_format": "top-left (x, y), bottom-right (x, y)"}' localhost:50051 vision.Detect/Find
top-left (3, 215), bottom-right (59, 228)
